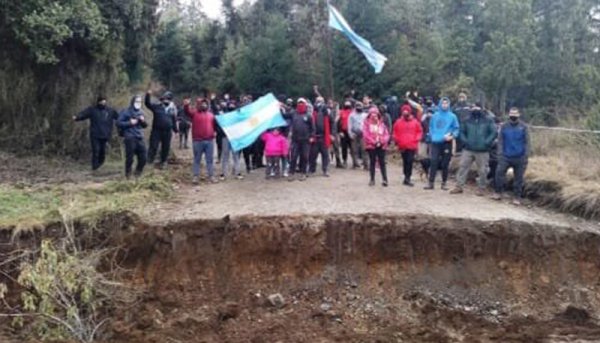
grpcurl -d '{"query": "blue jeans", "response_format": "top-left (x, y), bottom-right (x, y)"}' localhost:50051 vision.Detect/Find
top-left (193, 140), bottom-right (214, 177)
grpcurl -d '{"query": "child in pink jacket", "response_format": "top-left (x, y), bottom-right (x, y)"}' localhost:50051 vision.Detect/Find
top-left (262, 128), bottom-right (289, 178)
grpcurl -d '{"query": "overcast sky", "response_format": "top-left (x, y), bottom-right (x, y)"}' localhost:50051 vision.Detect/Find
top-left (201, 0), bottom-right (246, 19)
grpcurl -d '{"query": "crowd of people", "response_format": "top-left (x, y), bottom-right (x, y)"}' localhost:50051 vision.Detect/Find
top-left (74, 87), bottom-right (530, 204)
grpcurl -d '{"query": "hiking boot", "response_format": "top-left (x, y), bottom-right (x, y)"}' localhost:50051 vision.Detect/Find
top-left (192, 176), bottom-right (200, 185)
top-left (450, 187), bottom-right (463, 194)
top-left (369, 180), bottom-right (375, 187)
top-left (441, 182), bottom-right (449, 191)
top-left (382, 181), bottom-right (388, 187)
top-left (424, 183), bottom-right (434, 190)
top-left (298, 174), bottom-right (307, 182)
top-left (490, 193), bottom-right (502, 201)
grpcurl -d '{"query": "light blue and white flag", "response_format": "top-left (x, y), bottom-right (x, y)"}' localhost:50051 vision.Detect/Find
top-left (216, 93), bottom-right (286, 152)
top-left (328, 3), bottom-right (388, 74)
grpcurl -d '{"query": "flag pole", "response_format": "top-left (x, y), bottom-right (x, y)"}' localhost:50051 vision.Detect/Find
top-left (326, 1), bottom-right (335, 100)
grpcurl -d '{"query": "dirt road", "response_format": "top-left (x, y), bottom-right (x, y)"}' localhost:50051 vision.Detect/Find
top-left (147, 150), bottom-right (594, 230)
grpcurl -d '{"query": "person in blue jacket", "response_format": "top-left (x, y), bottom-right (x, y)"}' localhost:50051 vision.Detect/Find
top-left (492, 107), bottom-right (530, 205)
top-left (424, 97), bottom-right (459, 190)
top-left (117, 95), bottom-right (148, 179)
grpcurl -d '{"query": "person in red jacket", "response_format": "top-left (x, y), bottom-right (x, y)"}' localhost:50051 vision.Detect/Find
top-left (183, 98), bottom-right (216, 185)
top-left (393, 106), bottom-right (423, 186)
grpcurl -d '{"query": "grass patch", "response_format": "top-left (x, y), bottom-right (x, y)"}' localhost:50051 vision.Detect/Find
top-left (526, 128), bottom-right (600, 219)
top-left (0, 172), bottom-right (173, 230)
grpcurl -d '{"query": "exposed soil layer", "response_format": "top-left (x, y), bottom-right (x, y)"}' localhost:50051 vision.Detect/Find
top-left (97, 214), bottom-right (600, 343)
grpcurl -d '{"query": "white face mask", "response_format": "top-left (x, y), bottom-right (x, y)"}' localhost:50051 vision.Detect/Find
top-left (133, 101), bottom-right (142, 110)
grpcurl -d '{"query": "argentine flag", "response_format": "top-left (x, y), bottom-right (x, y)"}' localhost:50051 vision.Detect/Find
top-left (216, 93), bottom-right (286, 152)
top-left (328, 3), bottom-right (388, 74)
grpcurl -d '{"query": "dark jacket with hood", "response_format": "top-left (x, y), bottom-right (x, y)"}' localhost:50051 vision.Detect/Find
top-left (429, 98), bottom-right (460, 144)
top-left (75, 104), bottom-right (119, 140)
top-left (145, 93), bottom-right (178, 132)
top-left (498, 120), bottom-right (530, 159)
top-left (291, 103), bottom-right (314, 142)
top-left (459, 110), bottom-right (498, 152)
top-left (313, 103), bottom-right (336, 137)
top-left (117, 96), bottom-right (148, 139)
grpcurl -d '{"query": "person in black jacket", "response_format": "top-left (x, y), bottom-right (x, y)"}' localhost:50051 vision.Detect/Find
top-left (73, 96), bottom-right (119, 171)
top-left (117, 95), bottom-right (148, 179)
top-left (177, 105), bottom-right (191, 149)
top-left (288, 98), bottom-right (314, 181)
top-left (309, 97), bottom-right (336, 176)
top-left (145, 90), bottom-right (178, 169)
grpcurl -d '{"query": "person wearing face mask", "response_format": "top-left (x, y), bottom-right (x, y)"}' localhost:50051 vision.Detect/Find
top-left (220, 102), bottom-right (244, 181)
top-left (393, 106), bottom-right (423, 186)
top-left (363, 107), bottom-right (390, 187)
top-left (145, 90), bottom-right (178, 169)
top-left (288, 98), bottom-right (314, 181)
top-left (492, 108), bottom-right (530, 205)
top-left (184, 98), bottom-right (217, 184)
top-left (338, 100), bottom-right (355, 168)
top-left (117, 95), bottom-right (148, 179)
top-left (309, 96), bottom-right (336, 177)
top-left (450, 103), bottom-right (498, 196)
top-left (73, 96), bottom-right (119, 172)
top-left (424, 97), bottom-right (459, 190)
top-left (453, 92), bottom-right (471, 153)
top-left (349, 102), bottom-right (369, 169)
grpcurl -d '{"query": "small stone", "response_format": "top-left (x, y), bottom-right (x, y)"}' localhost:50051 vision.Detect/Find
top-left (267, 293), bottom-right (286, 309)
top-left (320, 303), bottom-right (332, 312)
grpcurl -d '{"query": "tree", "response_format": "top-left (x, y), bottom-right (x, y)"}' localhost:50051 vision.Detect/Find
top-left (152, 19), bottom-right (189, 91)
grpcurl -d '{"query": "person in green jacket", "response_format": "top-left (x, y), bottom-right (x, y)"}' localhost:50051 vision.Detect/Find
top-left (450, 103), bottom-right (498, 196)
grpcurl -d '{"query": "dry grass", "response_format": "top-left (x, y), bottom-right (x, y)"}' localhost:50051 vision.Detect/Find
top-left (0, 172), bottom-right (173, 231)
top-left (526, 128), bottom-right (600, 219)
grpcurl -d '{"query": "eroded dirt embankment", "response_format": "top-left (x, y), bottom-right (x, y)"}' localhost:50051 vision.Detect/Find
top-left (2, 213), bottom-right (600, 342)
top-left (103, 214), bottom-right (600, 343)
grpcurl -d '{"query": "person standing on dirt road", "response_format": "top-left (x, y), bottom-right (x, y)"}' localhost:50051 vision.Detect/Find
top-left (450, 103), bottom-right (498, 196)
top-left (453, 92), bottom-right (471, 153)
top-left (492, 107), bottom-right (531, 205)
top-left (145, 90), bottom-right (178, 170)
top-left (393, 105), bottom-right (423, 187)
top-left (220, 102), bottom-right (244, 181)
top-left (338, 100), bottom-right (355, 168)
top-left (424, 97), bottom-right (459, 191)
top-left (177, 104), bottom-right (191, 149)
top-left (117, 95), bottom-right (148, 179)
top-left (73, 96), bottom-right (119, 172)
top-left (184, 98), bottom-right (217, 185)
top-left (309, 96), bottom-right (335, 177)
top-left (363, 107), bottom-right (390, 187)
top-left (288, 98), bottom-right (314, 181)
top-left (349, 102), bottom-right (369, 170)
